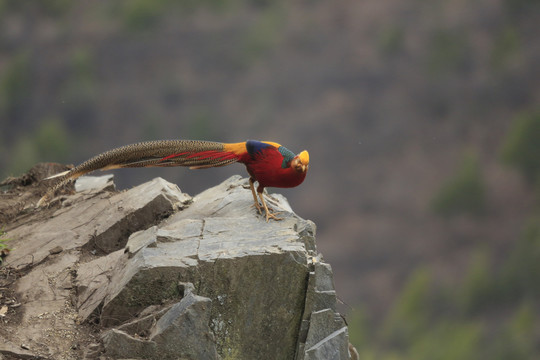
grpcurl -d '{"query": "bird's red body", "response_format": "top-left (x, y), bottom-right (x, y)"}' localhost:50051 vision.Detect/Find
top-left (167, 140), bottom-right (309, 192)
top-left (242, 147), bottom-right (307, 190)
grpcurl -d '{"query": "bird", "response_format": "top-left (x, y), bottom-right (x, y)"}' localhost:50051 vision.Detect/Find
top-left (37, 140), bottom-right (310, 221)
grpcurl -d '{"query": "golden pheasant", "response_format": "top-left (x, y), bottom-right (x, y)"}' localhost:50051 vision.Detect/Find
top-left (37, 140), bottom-right (310, 221)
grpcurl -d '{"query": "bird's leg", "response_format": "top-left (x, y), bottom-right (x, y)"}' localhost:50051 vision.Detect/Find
top-left (249, 178), bottom-right (281, 221)
top-left (249, 177), bottom-right (263, 214)
top-left (257, 190), bottom-right (282, 222)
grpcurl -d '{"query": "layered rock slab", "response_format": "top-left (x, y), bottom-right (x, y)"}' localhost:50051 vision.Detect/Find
top-left (2, 176), bottom-right (189, 359)
top-left (101, 286), bottom-right (218, 360)
top-left (7, 176), bottom-right (190, 269)
top-left (90, 176), bottom-right (318, 359)
top-left (2, 172), bottom-right (352, 359)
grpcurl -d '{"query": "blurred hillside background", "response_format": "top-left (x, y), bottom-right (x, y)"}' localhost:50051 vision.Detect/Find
top-left (1, 0), bottom-right (540, 358)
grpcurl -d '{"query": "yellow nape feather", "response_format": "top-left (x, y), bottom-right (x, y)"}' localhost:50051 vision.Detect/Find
top-left (261, 141), bottom-right (282, 149)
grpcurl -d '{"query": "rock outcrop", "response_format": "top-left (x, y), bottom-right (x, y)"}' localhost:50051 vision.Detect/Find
top-left (0, 167), bottom-right (353, 360)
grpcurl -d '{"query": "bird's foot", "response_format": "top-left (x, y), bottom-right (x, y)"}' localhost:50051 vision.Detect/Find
top-left (251, 202), bottom-right (264, 215)
top-left (264, 210), bottom-right (282, 222)
top-left (251, 202), bottom-right (281, 221)
top-left (254, 188), bottom-right (283, 222)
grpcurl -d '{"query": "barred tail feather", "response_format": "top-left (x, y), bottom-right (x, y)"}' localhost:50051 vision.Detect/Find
top-left (37, 140), bottom-right (241, 207)
top-left (44, 170), bottom-right (70, 180)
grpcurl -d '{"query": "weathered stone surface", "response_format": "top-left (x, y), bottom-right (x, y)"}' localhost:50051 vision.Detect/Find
top-left (10, 251), bottom-right (81, 359)
top-left (2, 175), bottom-right (191, 359)
top-left (76, 249), bottom-right (125, 321)
top-left (1, 169), bottom-right (352, 360)
top-left (304, 325), bottom-right (350, 360)
top-left (74, 173), bottom-right (115, 193)
top-left (100, 284), bottom-right (218, 360)
top-left (7, 176), bottom-right (190, 269)
top-left (0, 341), bottom-right (48, 360)
top-left (101, 329), bottom-right (157, 359)
top-left (125, 226), bottom-right (158, 257)
top-left (296, 261), bottom-right (350, 360)
top-left (305, 309), bottom-right (347, 351)
top-left (150, 290), bottom-right (218, 359)
top-left (95, 177), bottom-right (314, 359)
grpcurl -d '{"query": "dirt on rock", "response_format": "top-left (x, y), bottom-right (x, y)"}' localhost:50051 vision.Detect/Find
top-left (0, 163), bottom-right (72, 226)
top-left (0, 164), bottom-right (101, 360)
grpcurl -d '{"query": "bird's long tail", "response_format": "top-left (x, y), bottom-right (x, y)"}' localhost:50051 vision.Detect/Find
top-left (37, 140), bottom-right (240, 207)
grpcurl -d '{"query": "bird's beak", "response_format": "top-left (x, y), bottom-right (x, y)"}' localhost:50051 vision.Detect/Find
top-left (292, 153), bottom-right (309, 173)
top-left (298, 150), bottom-right (309, 173)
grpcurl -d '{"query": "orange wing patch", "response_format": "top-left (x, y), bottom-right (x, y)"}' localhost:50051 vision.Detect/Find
top-left (223, 142), bottom-right (248, 156)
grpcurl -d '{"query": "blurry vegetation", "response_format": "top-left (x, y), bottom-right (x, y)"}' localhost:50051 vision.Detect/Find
top-left (0, 228), bottom-right (10, 266)
top-left (188, 109), bottom-right (215, 140)
top-left (0, 228), bottom-right (10, 249)
top-left (503, 0), bottom-right (540, 19)
top-left (61, 47), bottom-right (98, 129)
top-left (160, 77), bottom-right (184, 109)
top-left (349, 218), bottom-right (540, 359)
top-left (430, 152), bottom-right (486, 216)
top-left (116, 0), bottom-right (169, 32)
top-left (8, 137), bottom-right (39, 177)
top-left (34, 117), bottom-right (71, 160)
top-left (7, 118), bottom-right (71, 176)
top-left (0, 0), bottom-right (72, 18)
top-left (242, 4), bottom-right (286, 63)
top-left (500, 110), bottom-right (540, 184)
top-left (70, 47), bottom-right (96, 83)
top-left (427, 29), bottom-right (470, 75)
top-left (457, 217), bottom-right (540, 311)
top-left (35, 0), bottom-right (73, 18)
top-left (0, 0), bottom-right (539, 357)
top-left (498, 217), bottom-right (540, 302)
top-left (346, 308), bottom-right (370, 352)
top-left (457, 249), bottom-right (494, 314)
top-left (378, 25), bottom-right (405, 57)
top-left (382, 268), bottom-right (436, 346)
top-left (140, 117), bottom-right (162, 141)
top-left (111, 0), bottom-right (231, 32)
top-left (0, 52), bottom-right (31, 123)
top-left (491, 303), bottom-right (537, 359)
top-left (490, 26), bottom-right (521, 72)
top-left (407, 321), bottom-right (483, 360)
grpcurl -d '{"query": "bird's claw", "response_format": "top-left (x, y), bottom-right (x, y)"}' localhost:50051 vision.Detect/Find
top-left (250, 202), bottom-right (282, 221)
top-left (251, 202), bottom-right (264, 215)
top-left (264, 210), bottom-right (282, 222)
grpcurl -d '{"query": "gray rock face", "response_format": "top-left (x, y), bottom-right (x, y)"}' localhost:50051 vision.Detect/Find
top-left (1, 172), bottom-right (352, 360)
top-left (101, 285), bottom-right (218, 360)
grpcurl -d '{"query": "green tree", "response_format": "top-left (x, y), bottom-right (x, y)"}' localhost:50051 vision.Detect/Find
top-left (490, 303), bottom-right (537, 360)
top-left (382, 268), bottom-right (433, 346)
top-left (427, 29), bottom-right (470, 76)
top-left (491, 26), bottom-right (521, 72)
top-left (408, 321), bottom-right (482, 360)
top-left (35, 117), bottom-right (71, 161)
top-left (7, 117), bottom-right (71, 176)
top-left (346, 308), bottom-right (370, 350)
top-left (500, 110), bottom-right (540, 184)
top-left (457, 250), bottom-right (495, 314)
top-left (431, 151), bottom-right (486, 216)
top-left (498, 217), bottom-right (540, 302)
top-left (0, 52), bottom-right (31, 122)
top-left (378, 25), bottom-right (405, 57)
